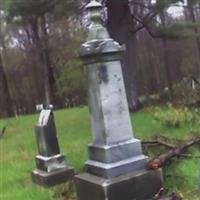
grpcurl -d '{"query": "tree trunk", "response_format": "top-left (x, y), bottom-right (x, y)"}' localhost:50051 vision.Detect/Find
top-left (146, 35), bottom-right (162, 94)
top-left (156, 194), bottom-right (182, 200)
top-left (106, 0), bottom-right (140, 111)
top-left (160, 13), bottom-right (173, 99)
top-left (122, 34), bottom-right (140, 111)
top-left (0, 52), bottom-right (13, 117)
top-left (40, 15), bottom-right (55, 106)
top-left (30, 17), bottom-right (46, 104)
top-left (30, 15), bottom-right (55, 106)
top-left (187, 0), bottom-right (200, 73)
top-left (162, 38), bottom-right (173, 98)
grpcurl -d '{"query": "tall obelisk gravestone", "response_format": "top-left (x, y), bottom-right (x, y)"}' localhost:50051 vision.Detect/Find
top-left (75, 1), bottom-right (163, 200)
top-left (32, 108), bottom-right (74, 187)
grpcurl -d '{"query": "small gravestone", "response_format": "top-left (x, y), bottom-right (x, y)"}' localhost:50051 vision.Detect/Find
top-left (75, 1), bottom-right (163, 200)
top-left (32, 108), bottom-right (74, 187)
top-left (36, 104), bottom-right (44, 112)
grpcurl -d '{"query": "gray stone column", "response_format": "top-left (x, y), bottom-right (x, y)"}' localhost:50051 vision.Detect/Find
top-left (82, 0), bottom-right (147, 179)
top-left (75, 1), bottom-right (163, 200)
top-left (32, 109), bottom-right (74, 187)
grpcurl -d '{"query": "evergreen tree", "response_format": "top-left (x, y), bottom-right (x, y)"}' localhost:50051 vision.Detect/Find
top-left (105, 0), bottom-right (185, 110)
top-left (4, 0), bottom-right (80, 106)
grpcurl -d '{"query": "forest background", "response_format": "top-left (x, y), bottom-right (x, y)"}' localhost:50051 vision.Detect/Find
top-left (0, 0), bottom-right (200, 118)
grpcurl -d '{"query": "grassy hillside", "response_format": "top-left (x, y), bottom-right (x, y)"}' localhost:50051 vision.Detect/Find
top-left (0, 107), bottom-right (199, 200)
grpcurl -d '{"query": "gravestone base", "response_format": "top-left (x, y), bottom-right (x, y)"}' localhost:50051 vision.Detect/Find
top-left (75, 169), bottom-right (163, 200)
top-left (32, 167), bottom-right (74, 187)
top-left (88, 139), bottom-right (144, 163)
top-left (86, 155), bottom-right (148, 179)
top-left (35, 154), bottom-right (66, 172)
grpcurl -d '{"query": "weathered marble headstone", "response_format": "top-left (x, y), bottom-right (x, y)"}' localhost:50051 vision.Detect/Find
top-left (75, 1), bottom-right (163, 200)
top-left (32, 108), bottom-right (74, 187)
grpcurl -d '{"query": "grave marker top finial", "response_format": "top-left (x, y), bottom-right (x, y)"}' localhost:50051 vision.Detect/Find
top-left (86, 0), bottom-right (103, 25)
top-left (81, 0), bottom-right (123, 61)
top-left (84, 0), bottom-right (109, 41)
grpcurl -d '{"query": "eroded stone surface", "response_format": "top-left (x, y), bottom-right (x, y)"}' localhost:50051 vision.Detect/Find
top-left (87, 61), bottom-right (134, 146)
top-left (35, 109), bottom-right (60, 157)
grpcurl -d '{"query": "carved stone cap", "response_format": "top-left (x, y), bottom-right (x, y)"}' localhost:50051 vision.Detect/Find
top-left (80, 38), bottom-right (124, 64)
top-left (81, 39), bottom-right (122, 55)
top-left (85, 0), bottom-right (102, 10)
top-left (80, 0), bottom-right (124, 62)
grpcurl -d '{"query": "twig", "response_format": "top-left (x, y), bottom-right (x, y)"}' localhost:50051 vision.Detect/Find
top-left (179, 154), bottom-right (200, 159)
top-left (153, 187), bottom-right (165, 199)
top-left (156, 193), bottom-right (183, 200)
top-left (142, 140), bottom-right (175, 148)
top-left (0, 127), bottom-right (6, 138)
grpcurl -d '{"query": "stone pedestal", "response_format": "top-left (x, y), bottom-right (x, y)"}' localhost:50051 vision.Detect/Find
top-left (32, 167), bottom-right (74, 187)
top-left (75, 169), bottom-right (163, 200)
top-left (32, 109), bottom-right (74, 187)
top-left (86, 139), bottom-right (148, 178)
top-left (75, 1), bottom-right (163, 199)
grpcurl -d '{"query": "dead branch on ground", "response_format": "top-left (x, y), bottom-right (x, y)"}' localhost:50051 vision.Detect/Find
top-left (155, 193), bottom-right (183, 200)
top-left (147, 136), bottom-right (200, 169)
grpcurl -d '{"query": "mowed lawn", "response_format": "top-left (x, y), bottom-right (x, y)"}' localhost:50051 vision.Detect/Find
top-left (0, 107), bottom-right (199, 200)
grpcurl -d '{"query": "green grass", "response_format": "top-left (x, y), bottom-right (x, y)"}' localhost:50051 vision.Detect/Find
top-left (0, 107), bottom-right (199, 200)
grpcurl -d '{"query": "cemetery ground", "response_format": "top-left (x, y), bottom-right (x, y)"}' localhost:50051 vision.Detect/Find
top-left (0, 106), bottom-right (199, 200)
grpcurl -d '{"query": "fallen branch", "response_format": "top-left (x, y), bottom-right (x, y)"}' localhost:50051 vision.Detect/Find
top-left (156, 193), bottom-right (183, 200)
top-left (148, 136), bottom-right (200, 169)
top-left (153, 188), bottom-right (183, 200)
top-left (142, 140), bottom-right (175, 148)
top-left (179, 153), bottom-right (200, 159)
top-left (166, 173), bottom-right (196, 181)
